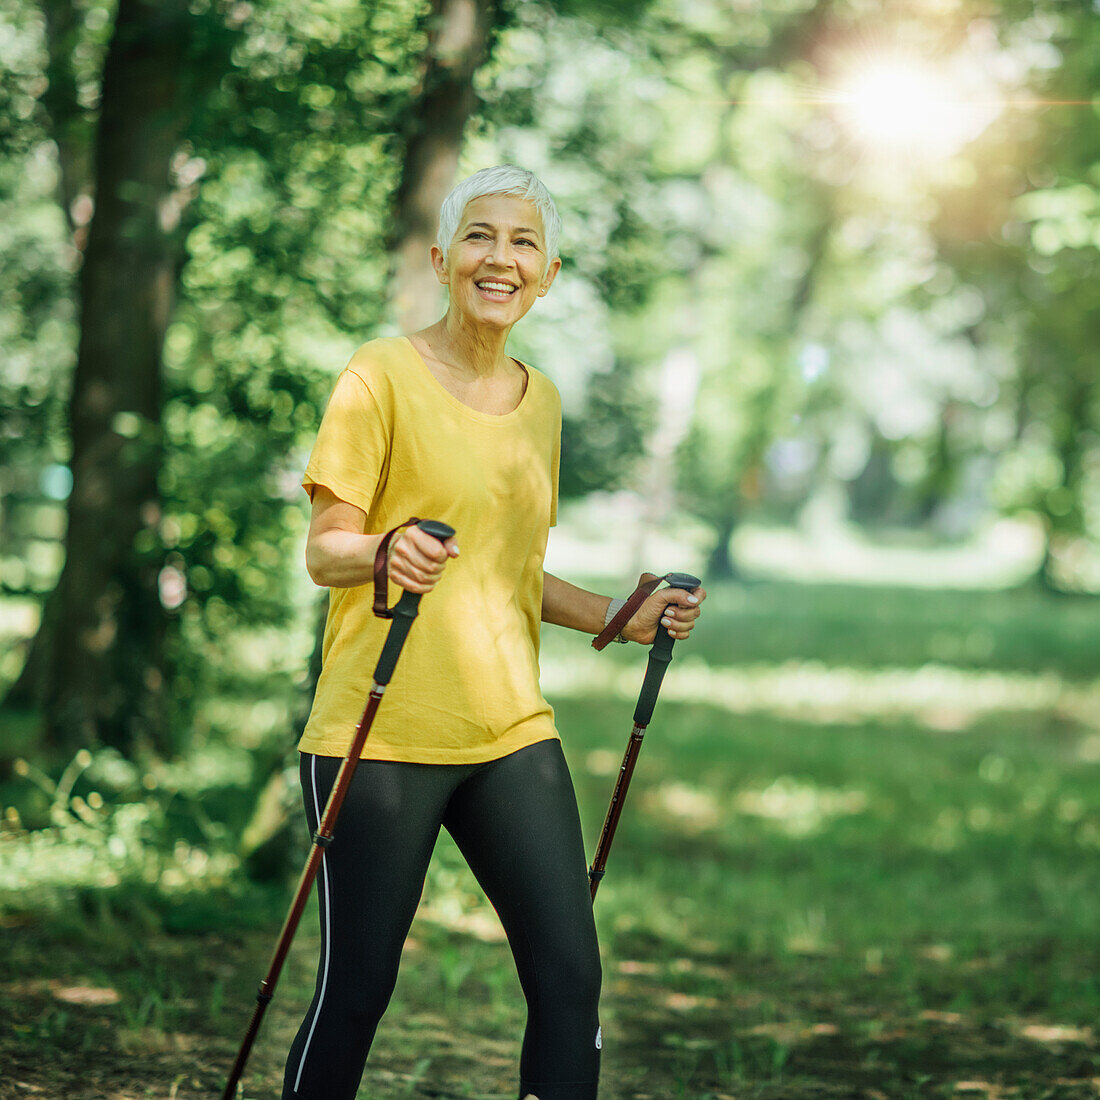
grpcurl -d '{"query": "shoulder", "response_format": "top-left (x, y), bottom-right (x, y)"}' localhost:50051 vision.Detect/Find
top-left (519, 361), bottom-right (562, 417)
top-left (344, 336), bottom-right (415, 392)
top-left (331, 337), bottom-right (425, 420)
top-left (318, 339), bottom-right (415, 430)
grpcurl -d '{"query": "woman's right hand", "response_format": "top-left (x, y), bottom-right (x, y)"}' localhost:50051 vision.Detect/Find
top-left (388, 525), bottom-right (459, 594)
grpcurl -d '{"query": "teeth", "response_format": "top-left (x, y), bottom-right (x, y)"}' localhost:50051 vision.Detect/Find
top-left (478, 281), bottom-right (516, 293)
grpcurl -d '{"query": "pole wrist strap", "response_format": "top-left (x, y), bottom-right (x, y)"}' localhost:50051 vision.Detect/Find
top-left (592, 572), bottom-right (670, 651)
top-left (372, 517), bottom-right (421, 619)
top-left (602, 598), bottom-right (629, 644)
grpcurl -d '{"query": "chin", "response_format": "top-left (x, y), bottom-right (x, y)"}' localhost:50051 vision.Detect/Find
top-left (464, 305), bottom-right (521, 329)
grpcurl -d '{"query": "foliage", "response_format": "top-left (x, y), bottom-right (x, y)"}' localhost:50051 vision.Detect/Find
top-left (0, 0), bottom-right (1099, 821)
top-left (951, 5), bottom-right (1100, 590)
top-left (0, 0), bottom-right (80, 601)
top-left (0, 0), bottom-right (434, 743)
top-left (0, 747), bottom-right (246, 913)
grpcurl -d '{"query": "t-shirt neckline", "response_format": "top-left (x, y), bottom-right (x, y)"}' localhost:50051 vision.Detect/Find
top-left (401, 336), bottom-right (531, 424)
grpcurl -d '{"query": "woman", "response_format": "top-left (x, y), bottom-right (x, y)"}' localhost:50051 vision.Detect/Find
top-left (285, 165), bottom-right (706, 1100)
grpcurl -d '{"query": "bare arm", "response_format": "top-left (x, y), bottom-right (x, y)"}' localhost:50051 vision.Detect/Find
top-left (541, 572), bottom-right (611, 635)
top-left (305, 484), bottom-right (458, 591)
top-left (542, 571), bottom-right (706, 644)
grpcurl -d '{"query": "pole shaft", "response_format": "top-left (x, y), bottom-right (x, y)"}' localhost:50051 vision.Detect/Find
top-left (587, 572), bottom-right (700, 903)
top-left (589, 723), bottom-right (647, 900)
top-left (221, 688), bottom-right (384, 1100)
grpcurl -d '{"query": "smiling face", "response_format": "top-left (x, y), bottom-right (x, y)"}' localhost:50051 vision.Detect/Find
top-left (432, 193), bottom-right (561, 333)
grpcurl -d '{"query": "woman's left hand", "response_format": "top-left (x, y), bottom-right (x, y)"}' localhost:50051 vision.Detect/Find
top-left (621, 575), bottom-right (707, 645)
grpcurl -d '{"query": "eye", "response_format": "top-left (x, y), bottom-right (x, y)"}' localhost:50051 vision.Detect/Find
top-left (465, 231), bottom-right (489, 240)
top-left (515, 238), bottom-right (537, 248)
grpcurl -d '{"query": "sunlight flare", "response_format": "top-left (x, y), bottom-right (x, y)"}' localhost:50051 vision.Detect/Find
top-left (833, 53), bottom-right (1000, 161)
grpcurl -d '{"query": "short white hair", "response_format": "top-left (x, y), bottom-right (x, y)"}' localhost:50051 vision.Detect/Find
top-left (437, 165), bottom-right (562, 266)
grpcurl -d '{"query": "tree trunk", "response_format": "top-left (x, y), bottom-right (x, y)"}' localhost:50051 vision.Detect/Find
top-left (39, 0), bottom-right (93, 231)
top-left (389, 0), bottom-right (503, 333)
top-left (706, 512), bottom-right (739, 581)
top-left (7, 0), bottom-right (196, 757)
top-left (1035, 377), bottom-right (1093, 593)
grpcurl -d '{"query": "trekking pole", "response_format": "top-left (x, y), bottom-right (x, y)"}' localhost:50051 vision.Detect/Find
top-left (588, 572), bottom-right (701, 901)
top-left (221, 518), bottom-right (455, 1100)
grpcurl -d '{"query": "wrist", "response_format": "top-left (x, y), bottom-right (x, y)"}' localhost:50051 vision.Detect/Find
top-left (602, 597), bottom-right (629, 644)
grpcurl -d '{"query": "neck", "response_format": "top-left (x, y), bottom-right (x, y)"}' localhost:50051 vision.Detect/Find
top-left (427, 309), bottom-right (513, 379)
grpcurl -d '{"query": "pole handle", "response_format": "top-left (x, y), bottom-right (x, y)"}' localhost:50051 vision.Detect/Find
top-left (631, 572), bottom-right (700, 726)
top-left (372, 520), bottom-right (454, 686)
top-left (593, 571), bottom-right (702, 651)
top-left (373, 518), bottom-right (456, 619)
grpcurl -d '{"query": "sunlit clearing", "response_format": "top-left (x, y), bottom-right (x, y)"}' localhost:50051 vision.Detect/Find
top-left (647, 780), bottom-right (720, 830)
top-left (735, 776), bottom-right (868, 837)
top-left (1012, 1022), bottom-right (1095, 1045)
top-left (541, 654), bottom-right (1100, 732)
top-left (51, 984), bottom-right (121, 1006)
top-left (835, 55), bottom-right (996, 161)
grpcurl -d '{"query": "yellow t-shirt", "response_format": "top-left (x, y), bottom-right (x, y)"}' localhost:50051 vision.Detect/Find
top-left (298, 336), bottom-right (561, 764)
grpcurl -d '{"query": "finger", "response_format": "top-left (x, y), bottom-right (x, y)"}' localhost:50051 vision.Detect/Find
top-left (667, 590), bottom-right (702, 610)
top-left (389, 544), bottom-right (446, 585)
top-left (672, 605), bottom-right (701, 622)
top-left (393, 537), bottom-right (448, 578)
top-left (393, 551), bottom-right (450, 589)
top-left (391, 575), bottom-right (432, 594)
top-left (403, 526), bottom-right (450, 564)
top-left (389, 551), bottom-right (438, 587)
top-left (395, 556), bottom-right (442, 581)
top-left (661, 596), bottom-right (696, 617)
top-left (660, 603), bottom-right (698, 637)
top-left (389, 566), bottom-right (435, 593)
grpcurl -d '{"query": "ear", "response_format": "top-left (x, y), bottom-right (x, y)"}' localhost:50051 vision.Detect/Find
top-left (538, 256), bottom-right (562, 296)
top-left (430, 244), bottom-right (449, 285)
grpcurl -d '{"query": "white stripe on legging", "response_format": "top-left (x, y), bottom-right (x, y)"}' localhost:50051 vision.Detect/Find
top-left (294, 754), bottom-right (333, 1094)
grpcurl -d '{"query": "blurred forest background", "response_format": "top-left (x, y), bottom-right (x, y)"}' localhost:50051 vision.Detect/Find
top-left (1, 0), bottom-right (1098, 1097)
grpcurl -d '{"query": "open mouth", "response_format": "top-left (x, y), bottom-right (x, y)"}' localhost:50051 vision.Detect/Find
top-left (476, 279), bottom-right (518, 300)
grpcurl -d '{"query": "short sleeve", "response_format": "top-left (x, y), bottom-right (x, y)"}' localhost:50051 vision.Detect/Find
top-left (302, 368), bottom-right (391, 516)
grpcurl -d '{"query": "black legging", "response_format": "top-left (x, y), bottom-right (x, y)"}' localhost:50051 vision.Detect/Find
top-left (282, 739), bottom-right (602, 1100)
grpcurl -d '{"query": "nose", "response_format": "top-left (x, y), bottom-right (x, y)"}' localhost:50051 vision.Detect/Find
top-left (488, 236), bottom-right (515, 268)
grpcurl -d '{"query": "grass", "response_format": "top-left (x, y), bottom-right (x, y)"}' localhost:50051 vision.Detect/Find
top-left (1, 580), bottom-right (1099, 1098)
top-left (677, 580), bottom-right (1100, 678)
